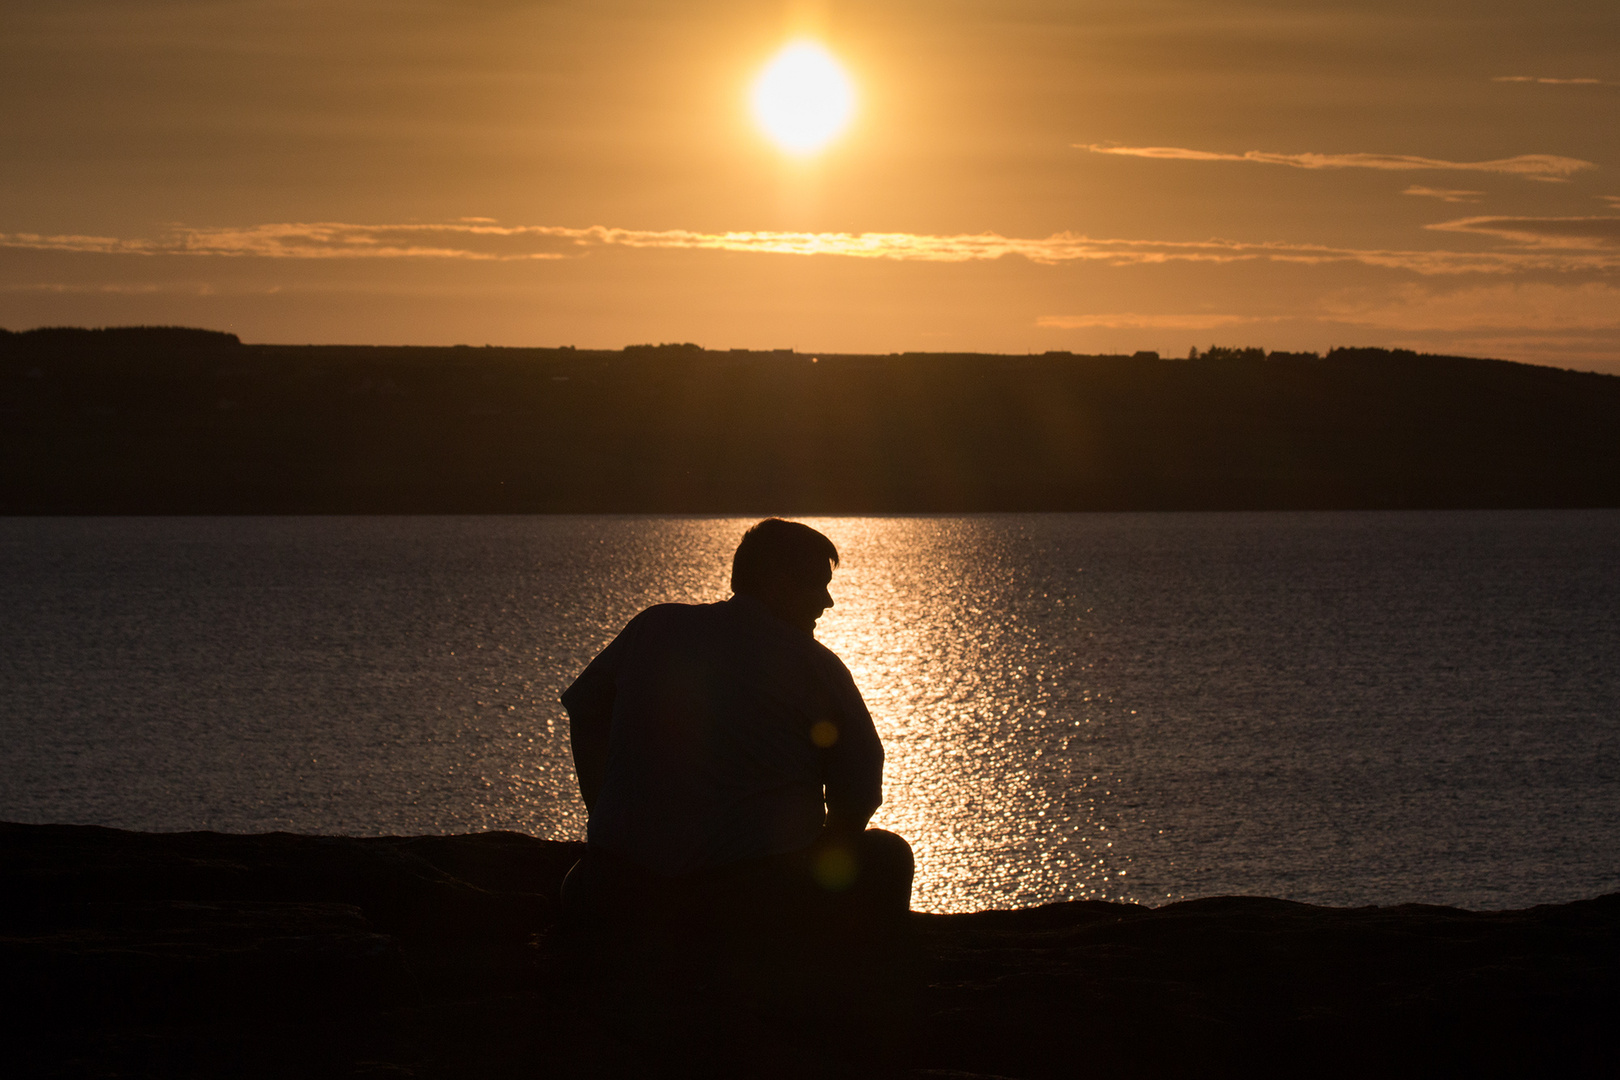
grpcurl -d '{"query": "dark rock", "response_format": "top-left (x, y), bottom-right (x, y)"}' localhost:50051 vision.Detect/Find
top-left (2, 822), bottom-right (1616, 1078)
top-left (911, 894), bottom-right (1620, 1078)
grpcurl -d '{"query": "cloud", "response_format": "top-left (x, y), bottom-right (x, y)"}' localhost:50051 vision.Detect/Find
top-left (1037, 314), bottom-right (1277, 330)
top-left (1077, 143), bottom-right (1595, 181)
top-left (1403, 186), bottom-right (1483, 204)
top-left (1492, 76), bottom-right (1607, 85)
top-left (183, 223), bottom-right (578, 260)
top-left (0, 223), bottom-right (578, 260)
top-left (0, 232), bottom-right (156, 256)
top-left (1320, 283), bottom-right (1620, 332)
top-left (1424, 216), bottom-right (1620, 249)
top-left (0, 282), bottom-right (171, 295)
top-left (1041, 284), bottom-right (1620, 340)
top-left (4, 220), bottom-right (1620, 276)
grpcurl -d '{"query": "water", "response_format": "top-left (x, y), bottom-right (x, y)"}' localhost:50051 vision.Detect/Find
top-left (2, 512), bottom-right (1617, 913)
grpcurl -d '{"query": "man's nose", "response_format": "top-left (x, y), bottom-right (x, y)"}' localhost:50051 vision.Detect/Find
top-left (821, 589), bottom-right (834, 609)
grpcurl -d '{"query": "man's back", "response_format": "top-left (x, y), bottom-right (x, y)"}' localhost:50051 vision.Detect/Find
top-left (563, 593), bottom-right (883, 877)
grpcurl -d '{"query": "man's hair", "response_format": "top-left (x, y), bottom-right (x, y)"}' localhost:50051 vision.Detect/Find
top-left (731, 519), bottom-right (840, 595)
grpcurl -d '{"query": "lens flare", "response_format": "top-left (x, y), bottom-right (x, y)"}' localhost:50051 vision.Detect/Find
top-left (750, 41), bottom-right (856, 156)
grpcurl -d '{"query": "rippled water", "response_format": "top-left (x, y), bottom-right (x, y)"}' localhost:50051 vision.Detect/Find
top-left (3, 513), bottom-right (1618, 913)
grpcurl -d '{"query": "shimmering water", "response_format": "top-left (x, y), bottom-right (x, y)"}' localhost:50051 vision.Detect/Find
top-left (2, 513), bottom-right (1618, 913)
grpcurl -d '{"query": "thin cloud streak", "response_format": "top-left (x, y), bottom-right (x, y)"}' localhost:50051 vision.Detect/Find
top-left (1037, 314), bottom-right (1276, 330)
top-left (1425, 216), bottom-right (1620, 248)
top-left (1492, 76), bottom-right (1607, 85)
top-left (4, 221), bottom-right (1620, 275)
top-left (1077, 144), bottom-right (1595, 181)
top-left (1042, 284), bottom-right (1620, 337)
top-left (1320, 283), bottom-right (1620, 332)
top-left (1404, 186), bottom-right (1483, 204)
top-left (0, 282), bottom-right (175, 295)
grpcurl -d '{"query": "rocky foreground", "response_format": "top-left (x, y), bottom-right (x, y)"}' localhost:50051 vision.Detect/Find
top-left (3, 823), bottom-right (1616, 1078)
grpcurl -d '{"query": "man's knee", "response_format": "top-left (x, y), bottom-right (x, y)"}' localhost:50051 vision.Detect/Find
top-left (849, 828), bottom-right (913, 915)
top-left (856, 828), bottom-right (914, 879)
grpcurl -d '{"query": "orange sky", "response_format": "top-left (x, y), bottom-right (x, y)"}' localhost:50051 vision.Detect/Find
top-left (3, 1), bottom-right (1617, 371)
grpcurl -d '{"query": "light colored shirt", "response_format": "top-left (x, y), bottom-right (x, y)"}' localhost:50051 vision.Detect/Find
top-left (561, 594), bottom-right (884, 877)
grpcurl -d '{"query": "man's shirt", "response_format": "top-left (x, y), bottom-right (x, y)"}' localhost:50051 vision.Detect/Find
top-left (561, 594), bottom-right (884, 877)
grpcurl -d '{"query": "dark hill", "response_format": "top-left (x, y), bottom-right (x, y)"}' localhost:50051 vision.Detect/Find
top-left (3, 329), bottom-right (1617, 512)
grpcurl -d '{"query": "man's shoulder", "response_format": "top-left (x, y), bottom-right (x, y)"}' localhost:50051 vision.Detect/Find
top-left (806, 636), bottom-right (856, 679)
top-left (635, 598), bottom-right (851, 671)
top-left (635, 600), bottom-right (723, 620)
top-left (605, 603), bottom-right (727, 665)
top-left (624, 601), bottom-right (727, 635)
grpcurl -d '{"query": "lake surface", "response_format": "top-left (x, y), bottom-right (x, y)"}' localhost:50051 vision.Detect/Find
top-left (2, 512), bottom-right (1617, 913)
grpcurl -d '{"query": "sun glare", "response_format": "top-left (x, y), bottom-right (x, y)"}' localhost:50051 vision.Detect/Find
top-left (750, 41), bottom-right (856, 156)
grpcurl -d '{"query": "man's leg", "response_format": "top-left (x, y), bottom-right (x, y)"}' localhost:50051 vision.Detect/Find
top-left (809, 828), bottom-right (914, 918)
top-left (801, 830), bottom-right (918, 1068)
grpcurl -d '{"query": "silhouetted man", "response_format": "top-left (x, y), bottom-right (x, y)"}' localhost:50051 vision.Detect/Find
top-left (560, 518), bottom-right (913, 926)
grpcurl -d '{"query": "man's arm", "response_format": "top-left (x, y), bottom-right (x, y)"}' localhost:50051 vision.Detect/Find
top-left (822, 802), bottom-right (876, 838)
top-left (561, 670), bottom-right (614, 811)
top-left (560, 627), bottom-right (632, 813)
top-left (820, 663), bottom-right (884, 837)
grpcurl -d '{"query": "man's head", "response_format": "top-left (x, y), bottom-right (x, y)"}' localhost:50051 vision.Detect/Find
top-left (731, 519), bottom-right (839, 634)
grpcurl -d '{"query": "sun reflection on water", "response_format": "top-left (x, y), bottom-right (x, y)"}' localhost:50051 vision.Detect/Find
top-left (800, 517), bottom-right (1137, 913)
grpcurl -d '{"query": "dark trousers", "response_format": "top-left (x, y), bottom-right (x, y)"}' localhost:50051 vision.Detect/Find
top-left (558, 829), bottom-right (917, 1074)
top-left (562, 828), bottom-right (913, 925)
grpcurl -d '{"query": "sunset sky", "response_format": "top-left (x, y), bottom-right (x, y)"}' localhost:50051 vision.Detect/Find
top-left (3, 1), bottom-right (1616, 370)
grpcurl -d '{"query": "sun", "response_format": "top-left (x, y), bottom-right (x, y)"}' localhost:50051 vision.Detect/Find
top-left (750, 41), bottom-right (856, 157)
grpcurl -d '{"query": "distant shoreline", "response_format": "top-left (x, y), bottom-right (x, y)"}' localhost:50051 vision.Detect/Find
top-left (6, 326), bottom-right (1620, 515)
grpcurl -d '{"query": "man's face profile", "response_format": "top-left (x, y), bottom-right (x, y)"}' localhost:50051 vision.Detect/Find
top-left (757, 558), bottom-right (835, 635)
